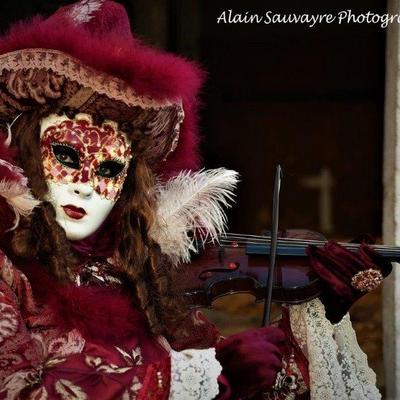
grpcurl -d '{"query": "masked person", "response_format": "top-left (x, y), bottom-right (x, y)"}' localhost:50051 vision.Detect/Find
top-left (0, 1), bottom-right (392, 399)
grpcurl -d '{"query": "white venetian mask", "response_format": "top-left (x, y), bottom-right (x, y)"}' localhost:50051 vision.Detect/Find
top-left (40, 113), bottom-right (132, 241)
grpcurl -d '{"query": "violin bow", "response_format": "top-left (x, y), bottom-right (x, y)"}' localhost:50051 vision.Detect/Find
top-left (262, 165), bottom-right (283, 326)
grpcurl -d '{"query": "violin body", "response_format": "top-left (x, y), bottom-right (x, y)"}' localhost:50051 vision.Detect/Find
top-left (176, 229), bottom-right (324, 308)
top-left (175, 228), bottom-right (400, 308)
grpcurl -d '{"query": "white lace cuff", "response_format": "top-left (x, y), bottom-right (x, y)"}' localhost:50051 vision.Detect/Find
top-left (169, 348), bottom-right (222, 400)
top-left (289, 299), bottom-right (381, 400)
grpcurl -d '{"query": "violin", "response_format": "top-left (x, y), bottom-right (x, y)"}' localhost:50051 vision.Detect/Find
top-left (175, 164), bottom-right (400, 328)
top-left (176, 229), bottom-right (400, 308)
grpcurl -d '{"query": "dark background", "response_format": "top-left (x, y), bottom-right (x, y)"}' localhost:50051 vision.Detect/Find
top-left (0, 0), bottom-right (387, 240)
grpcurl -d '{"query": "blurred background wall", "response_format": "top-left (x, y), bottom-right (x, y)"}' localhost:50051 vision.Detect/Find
top-left (0, 0), bottom-right (388, 394)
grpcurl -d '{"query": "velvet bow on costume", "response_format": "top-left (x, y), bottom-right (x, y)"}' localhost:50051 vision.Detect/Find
top-left (215, 326), bottom-right (285, 399)
top-left (307, 239), bottom-right (392, 324)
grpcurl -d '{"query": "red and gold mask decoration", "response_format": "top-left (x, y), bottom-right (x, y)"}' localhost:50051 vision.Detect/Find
top-left (40, 114), bottom-right (132, 201)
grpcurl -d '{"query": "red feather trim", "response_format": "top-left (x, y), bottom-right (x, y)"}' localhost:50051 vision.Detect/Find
top-left (20, 262), bottom-right (149, 345)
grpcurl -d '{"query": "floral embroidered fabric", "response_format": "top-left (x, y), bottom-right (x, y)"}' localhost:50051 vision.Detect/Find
top-left (0, 283), bottom-right (169, 398)
top-left (0, 250), bottom-right (225, 400)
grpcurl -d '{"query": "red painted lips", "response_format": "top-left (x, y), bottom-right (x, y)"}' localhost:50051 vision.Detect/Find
top-left (62, 205), bottom-right (87, 220)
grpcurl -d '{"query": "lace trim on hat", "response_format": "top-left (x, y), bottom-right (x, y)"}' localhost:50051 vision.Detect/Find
top-left (289, 298), bottom-right (381, 400)
top-left (169, 348), bottom-right (222, 400)
top-left (0, 49), bottom-right (182, 111)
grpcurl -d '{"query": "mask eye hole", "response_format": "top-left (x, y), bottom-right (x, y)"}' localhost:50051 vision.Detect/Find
top-left (51, 143), bottom-right (80, 169)
top-left (96, 160), bottom-right (125, 178)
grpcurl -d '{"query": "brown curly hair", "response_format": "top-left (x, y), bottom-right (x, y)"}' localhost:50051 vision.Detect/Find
top-left (10, 110), bottom-right (188, 337)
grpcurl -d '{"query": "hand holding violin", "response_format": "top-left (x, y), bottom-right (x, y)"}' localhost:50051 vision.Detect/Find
top-left (307, 238), bottom-right (393, 324)
top-left (215, 326), bottom-right (285, 399)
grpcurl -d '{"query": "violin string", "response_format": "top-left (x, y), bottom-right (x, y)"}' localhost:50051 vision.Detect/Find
top-left (219, 238), bottom-right (400, 251)
top-left (220, 236), bottom-right (320, 243)
top-left (219, 233), bottom-right (400, 250)
top-left (218, 233), bottom-right (400, 254)
top-left (221, 237), bottom-right (399, 252)
top-left (216, 242), bottom-right (400, 257)
top-left (221, 232), bottom-right (393, 246)
top-left (222, 232), bottom-right (336, 244)
top-left (221, 238), bottom-right (355, 247)
top-left (222, 232), bottom-right (361, 244)
top-left (217, 237), bottom-right (400, 253)
top-left (220, 235), bottom-right (340, 246)
top-left (223, 232), bottom-right (326, 240)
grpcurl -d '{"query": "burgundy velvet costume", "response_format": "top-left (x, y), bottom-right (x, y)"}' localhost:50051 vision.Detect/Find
top-left (0, 252), bottom-right (172, 399)
top-left (0, 227), bottom-right (299, 399)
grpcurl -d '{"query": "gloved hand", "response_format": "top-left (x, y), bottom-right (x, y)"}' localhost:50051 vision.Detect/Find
top-left (307, 239), bottom-right (392, 324)
top-left (215, 326), bottom-right (285, 398)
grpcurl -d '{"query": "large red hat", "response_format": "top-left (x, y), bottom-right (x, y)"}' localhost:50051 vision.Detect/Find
top-left (0, 0), bottom-right (204, 176)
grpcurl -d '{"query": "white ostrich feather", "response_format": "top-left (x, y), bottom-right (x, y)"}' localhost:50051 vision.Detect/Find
top-left (0, 157), bottom-right (40, 231)
top-left (150, 168), bottom-right (239, 265)
top-left (69, 0), bottom-right (105, 24)
top-left (0, 180), bottom-right (40, 231)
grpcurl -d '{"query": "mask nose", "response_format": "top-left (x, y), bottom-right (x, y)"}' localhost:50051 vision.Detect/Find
top-left (70, 183), bottom-right (94, 199)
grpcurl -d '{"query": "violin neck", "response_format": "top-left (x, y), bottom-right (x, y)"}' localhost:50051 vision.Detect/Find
top-left (242, 241), bottom-right (400, 262)
top-left (359, 244), bottom-right (400, 262)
